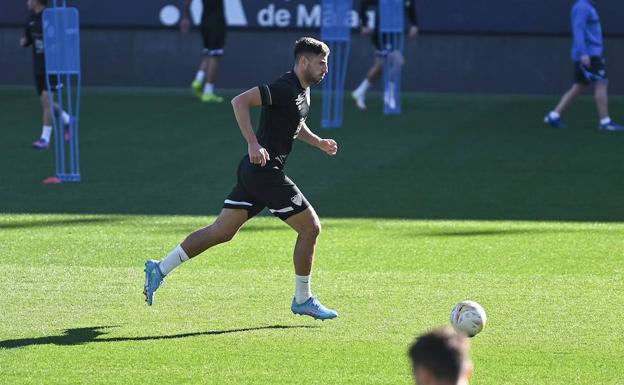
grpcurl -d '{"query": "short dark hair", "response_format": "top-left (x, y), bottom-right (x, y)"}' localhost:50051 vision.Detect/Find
top-left (408, 327), bottom-right (470, 383)
top-left (294, 37), bottom-right (330, 60)
top-left (38, 0), bottom-right (49, 6)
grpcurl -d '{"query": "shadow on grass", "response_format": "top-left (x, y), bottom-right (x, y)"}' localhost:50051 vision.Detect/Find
top-left (407, 227), bottom-right (624, 237)
top-left (0, 324), bottom-right (319, 350)
top-left (0, 217), bottom-right (120, 230)
top-left (417, 228), bottom-right (569, 237)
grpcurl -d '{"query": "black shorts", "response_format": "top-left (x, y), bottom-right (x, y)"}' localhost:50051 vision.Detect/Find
top-left (371, 29), bottom-right (406, 57)
top-left (223, 156), bottom-right (310, 220)
top-left (201, 16), bottom-right (226, 56)
top-left (34, 73), bottom-right (60, 96)
top-left (574, 56), bottom-right (607, 85)
top-left (371, 31), bottom-right (393, 57)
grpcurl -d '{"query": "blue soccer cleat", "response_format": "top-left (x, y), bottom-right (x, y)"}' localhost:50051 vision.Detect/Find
top-left (291, 297), bottom-right (338, 320)
top-left (544, 114), bottom-right (567, 129)
top-left (143, 260), bottom-right (164, 306)
top-left (599, 121), bottom-right (624, 132)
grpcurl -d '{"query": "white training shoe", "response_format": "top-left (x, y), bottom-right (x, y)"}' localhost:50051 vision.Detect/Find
top-left (351, 91), bottom-right (366, 110)
top-left (384, 91), bottom-right (396, 110)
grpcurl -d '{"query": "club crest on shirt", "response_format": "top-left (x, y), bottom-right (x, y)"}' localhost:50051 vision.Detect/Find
top-left (296, 93), bottom-right (305, 106)
top-left (296, 91), bottom-right (309, 117)
top-left (291, 194), bottom-right (303, 206)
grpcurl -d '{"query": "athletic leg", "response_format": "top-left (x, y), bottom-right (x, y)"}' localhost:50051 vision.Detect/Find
top-left (594, 80), bottom-right (609, 120)
top-left (285, 206), bottom-right (321, 277)
top-left (554, 83), bottom-right (587, 115)
top-left (143, 208), bottom-right (249, 305)
top-left (33, 89), bottom-right (52, 149)
top-left (285, 207), bottom-right (337, 320)
top-left (544, 83), bottom-right (587, 128)
top-left (180, 207), bottom-right (248, 258)
top-left (595, 80), bottom-right (624, 130)
top-left (353, 56), bottom-right (384, 110)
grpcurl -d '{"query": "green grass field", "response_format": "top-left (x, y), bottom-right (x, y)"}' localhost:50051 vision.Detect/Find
top-left (1, 88), bottom-right (623, 384)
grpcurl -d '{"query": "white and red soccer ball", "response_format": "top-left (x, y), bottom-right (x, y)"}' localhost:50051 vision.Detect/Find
top-left (450, 300), bottom-right (487, 337)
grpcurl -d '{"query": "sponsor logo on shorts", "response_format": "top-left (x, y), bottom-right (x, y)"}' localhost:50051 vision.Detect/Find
top-left (291, 194), bottom-right (303, 206)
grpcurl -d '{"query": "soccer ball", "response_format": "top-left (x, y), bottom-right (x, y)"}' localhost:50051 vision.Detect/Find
top-left (450, 300), bottom-right (487, 337)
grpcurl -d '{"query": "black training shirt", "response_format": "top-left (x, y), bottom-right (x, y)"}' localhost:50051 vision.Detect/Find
top-left (23, 10), bottom-right (45, 75)
top-left (202, 0), bottom-right (225, 20)
top-left (257, 71), bottom-right (310, 169)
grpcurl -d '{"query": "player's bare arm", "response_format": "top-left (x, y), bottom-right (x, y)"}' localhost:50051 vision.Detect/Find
top-left (231, 87), bottom-right (270, 166)
top-left (297, 122), bottom-right (338, 156)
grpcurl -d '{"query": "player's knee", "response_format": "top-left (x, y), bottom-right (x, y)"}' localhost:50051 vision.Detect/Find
top-left (595, 80), bottom-right (608, 91)
top-left (211, 224), bottom-right (238, 244)
top-left (303, 220), bottom-right (321, 239)
top-left (574, 83), bottom-right (589, 93)
top-left (216, 228), bottom-right (237, 243)
top-left (40, 94), bottom-right (52, 109)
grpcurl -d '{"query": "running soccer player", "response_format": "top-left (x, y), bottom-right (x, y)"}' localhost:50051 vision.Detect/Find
top-left (20, 0), bottom-right (72, 149)
top-left (544, 0), bottom-right (623, 131)
top-left (351, 0), bottom-right (419, 110)
top-left (180, 0), bottom-right (226, 103)
top-left (144, 37), bottom-right (339, 321)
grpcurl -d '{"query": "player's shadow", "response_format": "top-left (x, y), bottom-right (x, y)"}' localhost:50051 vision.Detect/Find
top-left (407, 227), bottom-right (605, 237)
top-left (0, 325), bottom-right (317, 350)
top-left (415, 228), bottom-right (566, 237)
top-left (0, 326), bottom-right (113, 349)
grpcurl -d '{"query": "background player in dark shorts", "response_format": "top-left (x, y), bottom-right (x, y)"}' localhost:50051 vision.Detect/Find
top-left (20, 0), bottom-right (72, 149)
top-left (573, 56), bottom-right (607, 85)
top-left (544, 0), bottom-right (622, 131)
top-left (180, 0), bottom-right (226, 103)
top-left (143, 37), bottom-right (340, 321)
top-left (351, 0), bottom-right (419, 110)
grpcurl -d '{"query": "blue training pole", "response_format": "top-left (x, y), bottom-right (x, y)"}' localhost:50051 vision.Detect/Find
top-left (379, 0), bottom-right (404, 115)
top-left (43, 0), bottom-right (81, 182)
top-left (321, 0), bottom-right (352, 128)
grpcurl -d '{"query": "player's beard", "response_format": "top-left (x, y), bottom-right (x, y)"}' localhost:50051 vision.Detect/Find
top-left (306, 69), bottom-right (325, 85)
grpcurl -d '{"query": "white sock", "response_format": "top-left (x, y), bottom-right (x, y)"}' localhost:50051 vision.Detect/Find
top-left (549, 111), bottom-right (560, 120)
top-left (194, 70), bottom-right (205, 83)
top-left (203, 82), bottom-right (214, 95)
top-left (295, 274), bottom-right (312, 304)
top-left (41, 126), bottom-right (52, 142)
top-left (354, 79), bottom-right (370, 95)
top-left (600, 117), bottom-right (611, 125)
top-left (159, 245), bottom-right (190, 276)
top-left (61, 111), bottom-right (70, 124)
